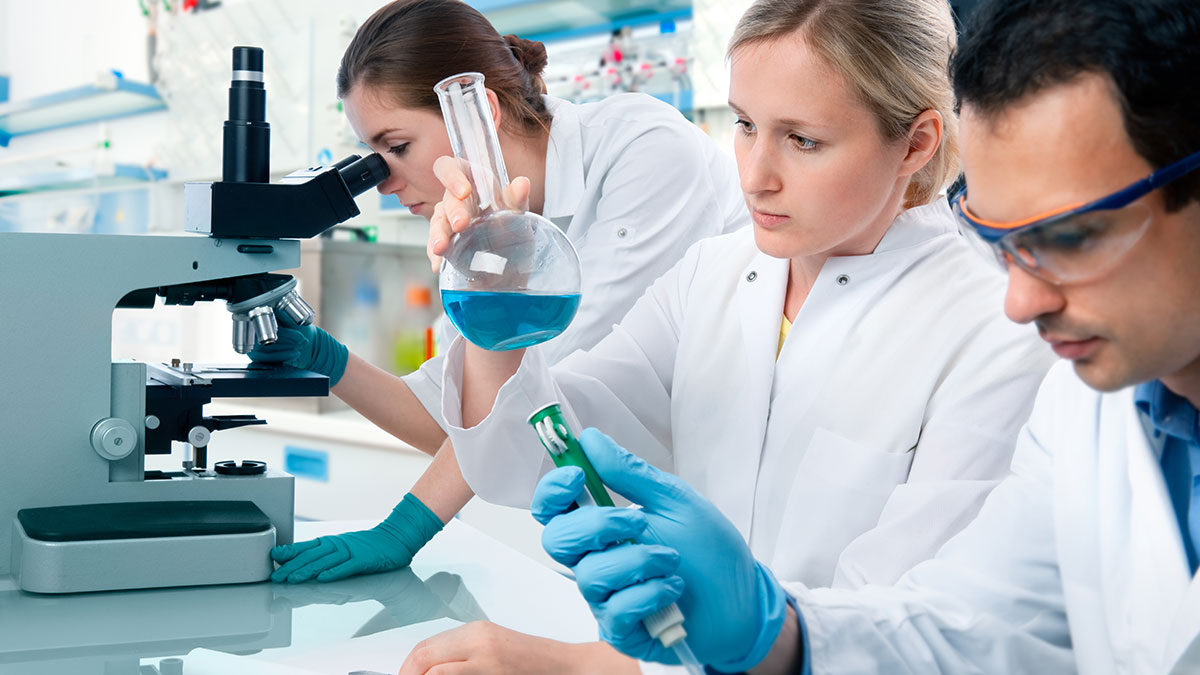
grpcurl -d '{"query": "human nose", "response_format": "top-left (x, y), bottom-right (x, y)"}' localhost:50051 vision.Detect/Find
top-left (737, 137), bottom-right (781, 197)
top-left (1003, 261), bottom-right (1066, 325)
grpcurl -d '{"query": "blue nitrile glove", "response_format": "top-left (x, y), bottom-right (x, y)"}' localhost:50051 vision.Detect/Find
top-left (270, 492), bottom-right (443, 583)
top-left (532, 429), bottom-right (788, 671)
top-left (248, 313), bottom-right (349, 386)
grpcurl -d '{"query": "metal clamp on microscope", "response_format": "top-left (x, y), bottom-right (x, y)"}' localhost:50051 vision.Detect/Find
top-left (0, 46), bottom-right (388, 594)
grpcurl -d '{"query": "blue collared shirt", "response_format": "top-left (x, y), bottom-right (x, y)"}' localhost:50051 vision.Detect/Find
top-left (1135, 379), bottom-right (1200, 574)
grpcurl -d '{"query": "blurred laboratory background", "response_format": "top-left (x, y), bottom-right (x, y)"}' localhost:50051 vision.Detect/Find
top-left (0, 0), bottom-right (979, 565)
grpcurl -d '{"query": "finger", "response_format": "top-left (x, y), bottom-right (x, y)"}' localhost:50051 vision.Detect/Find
top-left (541, 508), bottom-right (648, 568)
top-left (596, 575), bottom-right (685, 638)
top-left (573, 544), bottom-right (680, 604)
top-left (429, 201), bottom-right (452, 271)
top-left (272, 540), bottom-right (348, 583)
top-left (270, 538), bottom-right (321, 563)
top-left (249, 347), bottom-right (302, 365)
top-left (314, 555), bottom-right (370, 583)
top-left (578, 428), bottom-right (693, 512)
top-left (433, 156), bottom-right (473, 201)
top-left (443, 191), bottom-right (474, 233)
top-left (399, 624), bottom-right (473, 674)
top-left (282, 547), bottom-right (350, 583)
top-left (531, 466), bottom-right (586, 525)
top-left (503, 176), bottom-right (531, 212)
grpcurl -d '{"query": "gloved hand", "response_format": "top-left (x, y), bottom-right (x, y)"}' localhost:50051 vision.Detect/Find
top-left (532, 429), bottom-right (788, 671)
top-left (248, 313), bottom-right (349, 386)
top-left (271, 493), bottom-right (443, 583)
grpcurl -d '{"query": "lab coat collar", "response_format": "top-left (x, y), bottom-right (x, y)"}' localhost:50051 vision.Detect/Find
top-left (540, 96), bottom-right (586, 224)
top-left (784, 199), bottom-right (959, 287)
top-left (872, 199), bottom-right (957, 254)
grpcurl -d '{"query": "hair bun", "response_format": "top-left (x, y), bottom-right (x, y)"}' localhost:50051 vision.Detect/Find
top-left (504, 34), bottom-right (548, 75)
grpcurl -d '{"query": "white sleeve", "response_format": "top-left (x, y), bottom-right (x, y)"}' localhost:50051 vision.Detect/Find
top-left (831, 320), bottom-right (1056, 587)
top-left (544, 121), bottom-right (743, 363)
top-left (794, 379), bottom-right (1074, 674)
top-left (401, 354), bottom-right (446, 430)
top-left (441, 242), bottom-right (705, 507)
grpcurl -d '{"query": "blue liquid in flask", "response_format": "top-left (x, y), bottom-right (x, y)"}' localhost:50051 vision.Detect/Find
top-left (442, 290), bottom-right (582, 351)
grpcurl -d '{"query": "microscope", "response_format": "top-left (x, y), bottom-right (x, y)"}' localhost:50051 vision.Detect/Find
top-left (0, 47), bottom-right (388, 594)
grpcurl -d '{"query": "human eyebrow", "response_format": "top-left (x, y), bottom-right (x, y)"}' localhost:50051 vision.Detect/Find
top-left (370, 128), bottom-right (404, 145)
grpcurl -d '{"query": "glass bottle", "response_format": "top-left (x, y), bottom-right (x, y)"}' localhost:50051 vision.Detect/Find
top-left (434, 72), bottom-right (582, 351)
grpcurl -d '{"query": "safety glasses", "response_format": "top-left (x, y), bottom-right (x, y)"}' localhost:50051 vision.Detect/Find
top-left (953, 148), bottom-right (1200, 283)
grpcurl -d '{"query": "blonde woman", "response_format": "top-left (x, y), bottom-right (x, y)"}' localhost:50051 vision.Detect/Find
top-left (399, 0), bottom-right (1053, 672)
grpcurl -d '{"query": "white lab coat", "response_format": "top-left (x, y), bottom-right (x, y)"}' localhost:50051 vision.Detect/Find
top-left (441, 200), bottom-right (1055, 589)
top-left (404, 93), bottom-right (748, 412)
top-left (793, 360), bottom-right (1200, 675)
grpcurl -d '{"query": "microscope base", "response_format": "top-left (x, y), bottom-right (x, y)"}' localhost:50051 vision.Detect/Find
top-left (11, 500), bottom-right (278, 594)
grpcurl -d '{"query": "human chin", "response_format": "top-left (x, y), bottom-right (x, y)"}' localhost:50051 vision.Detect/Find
top-left (751, 226), bottom-right (801, 260)
top-left (1071, 341), bottom-right (1145, 392)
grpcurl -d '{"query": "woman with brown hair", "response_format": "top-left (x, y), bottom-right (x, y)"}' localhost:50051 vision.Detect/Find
top-left (254, 0), bottom-right (747, 585)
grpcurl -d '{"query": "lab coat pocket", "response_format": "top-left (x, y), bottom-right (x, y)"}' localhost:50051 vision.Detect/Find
top-left (769, 427), bottom-right (915, 587)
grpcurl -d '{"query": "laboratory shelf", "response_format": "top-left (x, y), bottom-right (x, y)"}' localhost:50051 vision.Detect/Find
top-left (471, 0), bottom-right (691, 41)
top-left (0, 73), bottom-right (166, 147)
top-left (0, 163), bottom-right (167, 197)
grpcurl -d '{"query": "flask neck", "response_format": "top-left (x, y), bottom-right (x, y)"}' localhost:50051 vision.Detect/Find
top-left (435, 73), bottom-right (510, 217)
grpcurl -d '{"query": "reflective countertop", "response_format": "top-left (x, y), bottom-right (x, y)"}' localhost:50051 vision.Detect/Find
top-left (0, 519), bottom-right (598, 675)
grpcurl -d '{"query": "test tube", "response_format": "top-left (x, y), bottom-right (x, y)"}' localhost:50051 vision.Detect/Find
top-left (529, 404), bottom-right (704, 675)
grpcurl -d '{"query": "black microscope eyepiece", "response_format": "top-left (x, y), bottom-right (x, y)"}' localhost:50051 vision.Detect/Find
top-left (338, 153), bottom-right (390, 198)
top-left (224, 46), bottom-right (270, 183)
top-left (232, 45), bottom-right (264, 74)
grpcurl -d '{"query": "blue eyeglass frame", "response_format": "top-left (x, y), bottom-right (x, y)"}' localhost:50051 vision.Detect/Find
top-left (955, 148), bottom-right (1200, 243)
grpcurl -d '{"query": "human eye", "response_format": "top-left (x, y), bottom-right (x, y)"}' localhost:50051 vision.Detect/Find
top-left (788, 134), bottom-right (818, 152)
top-left (734, 118), bottom-right (756, 135)
top-left (388, 143), bottom-right (410, 157)
top-left (1026, 216), bottom-right (1110, 253)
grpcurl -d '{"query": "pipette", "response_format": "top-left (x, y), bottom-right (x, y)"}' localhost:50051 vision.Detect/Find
top-left (530, 404), bottom-right (705, 675)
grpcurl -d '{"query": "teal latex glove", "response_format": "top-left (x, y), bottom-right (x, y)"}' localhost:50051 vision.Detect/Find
top-left (248, 313), bottom-right (349, 386)
top-left (271, 493), bottom-right (443, 583)
top-left (532, 429), bottom-right (788, 671)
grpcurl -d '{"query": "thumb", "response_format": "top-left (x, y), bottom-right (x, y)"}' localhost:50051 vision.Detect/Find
top-left (577, 428), bottom-right (692, 513)
top-left (503, 176), bottom-right (531, 212)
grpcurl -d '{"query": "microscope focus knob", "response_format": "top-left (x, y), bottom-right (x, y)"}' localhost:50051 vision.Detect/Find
top-left (91, 418), bottom-right (138, 460)
top-left (187, 426), bottom-right (212, 448)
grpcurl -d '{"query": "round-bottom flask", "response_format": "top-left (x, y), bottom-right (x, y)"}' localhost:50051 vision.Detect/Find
top-left (434, 71), bottom-right (582, 351)
top-left (440, 210), bottom-right (581, 351)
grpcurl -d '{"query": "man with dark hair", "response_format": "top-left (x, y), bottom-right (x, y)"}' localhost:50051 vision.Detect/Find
top-left (527, 0), bottom-right (1200, 672)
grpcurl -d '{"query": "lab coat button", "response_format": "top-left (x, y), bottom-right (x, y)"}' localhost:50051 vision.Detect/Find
top-left (836, 274), bottom-right (850, 286)
top-left (746, 271), bottom-right (757, 282)
top-left (618, 227), bottom-right (628, 238)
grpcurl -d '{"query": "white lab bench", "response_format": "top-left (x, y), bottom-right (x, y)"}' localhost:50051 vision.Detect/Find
top-left (0, 519), bottom-right (598, 675)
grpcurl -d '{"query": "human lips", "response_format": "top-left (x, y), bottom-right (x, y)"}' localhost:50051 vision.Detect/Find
top-left (751, 208), bottom-right (790, 229)
top-left (1042, 333), bottom-right (1103, 360)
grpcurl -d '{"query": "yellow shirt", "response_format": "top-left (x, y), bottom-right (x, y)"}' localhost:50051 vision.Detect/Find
top-left (778, 314), bottom-right (792, 357)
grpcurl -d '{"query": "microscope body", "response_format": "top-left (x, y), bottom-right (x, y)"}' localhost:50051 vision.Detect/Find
top-left (0, 46), bottom-right (388, 594)
top-left (0, 235), bottom-right (304, 593)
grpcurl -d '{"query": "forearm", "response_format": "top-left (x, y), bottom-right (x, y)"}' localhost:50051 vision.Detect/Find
top-left (332, 352), bottom-right (447, 454)
top-left (749, 603), bottom-right (801, 675)
top-left (409, 439), bottom-right (477, 523)
top-left (574, 641), bottom-right (641, 675)
top-left (461, 343), bottom-right (525, 428)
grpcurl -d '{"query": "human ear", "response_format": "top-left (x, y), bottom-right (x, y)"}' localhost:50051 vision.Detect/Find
top-left (899, 109), bottom-right (943, 177)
